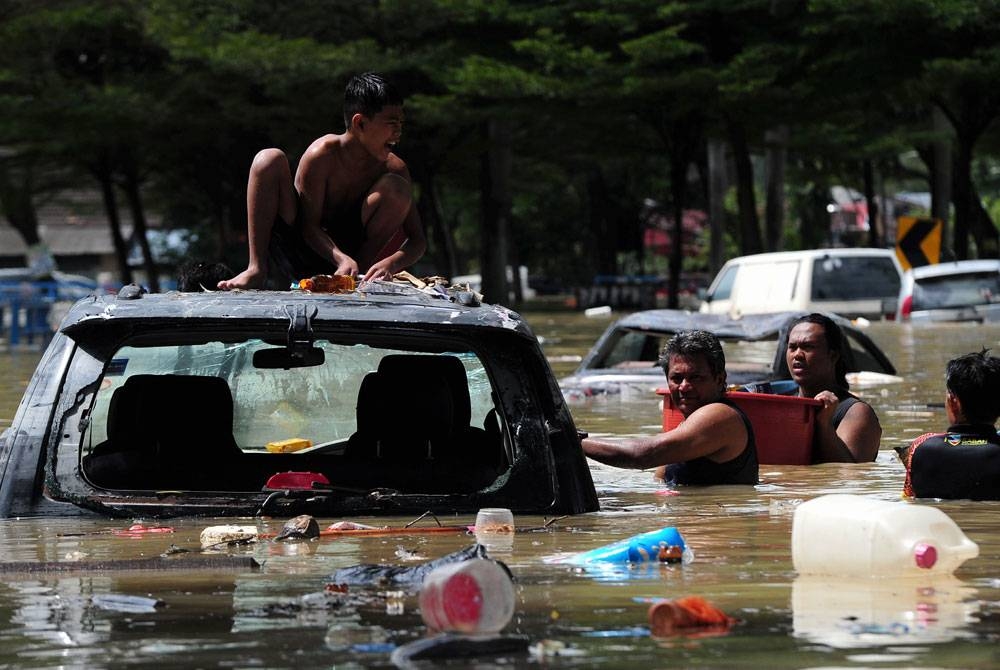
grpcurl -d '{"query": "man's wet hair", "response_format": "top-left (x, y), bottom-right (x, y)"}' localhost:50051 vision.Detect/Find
top-left (177, 261), bottom-right (233, 292)
top-left (344, 72), bottom-right (403, 129)
top-left (790, 313), bottom-right (849, 389)
top-left (946, 349), bottom-right (1000, 423)
top-left (660, 330), bottom-right (726, 377)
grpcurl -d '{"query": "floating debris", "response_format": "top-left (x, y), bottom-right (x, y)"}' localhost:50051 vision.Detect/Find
top-left (200, 525), bottom-right (258, 549)
top-left (390, 633), bottom-right (530, 664)
top-left (330, 544), bottom-right (499, 589)
top-left (274, 514), bottom-right (320, 541)
top-left (91, 594), bottom-right (165, 613)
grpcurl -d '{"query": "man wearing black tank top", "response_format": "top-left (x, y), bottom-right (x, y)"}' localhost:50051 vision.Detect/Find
top-left (786, 313), bottom-right (882, 463)
top-left (581, 330), bottom-right (758, 486)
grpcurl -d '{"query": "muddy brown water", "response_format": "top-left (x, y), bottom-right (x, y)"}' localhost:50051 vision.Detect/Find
top-left (1, 314), bottom-right (999, 668)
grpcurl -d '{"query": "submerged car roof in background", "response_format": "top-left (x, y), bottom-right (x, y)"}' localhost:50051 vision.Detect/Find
top-left (561, 309), bottom-right (897, 399)
top-left (599, 310), bottom-right (821, 340)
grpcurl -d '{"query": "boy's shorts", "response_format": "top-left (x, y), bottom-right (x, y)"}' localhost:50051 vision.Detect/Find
top-left (268, 199), bottom-right (365, 288)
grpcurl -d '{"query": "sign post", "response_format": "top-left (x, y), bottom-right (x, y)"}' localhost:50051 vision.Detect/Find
top-left (895, 216), bottom-right (942, 271)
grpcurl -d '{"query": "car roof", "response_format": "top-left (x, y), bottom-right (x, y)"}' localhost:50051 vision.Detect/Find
top-left (720, 248), bottom-right (898, 266)
top-left (907, 259), bottom-right (1000, 279)
top-left (59, 284), bottom-right (534, 350)
top-left (605, 309), bottom-right (848, 339)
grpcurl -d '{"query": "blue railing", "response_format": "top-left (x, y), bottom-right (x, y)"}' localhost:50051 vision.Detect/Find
top-left (0, 280), bottom-right (97, 346)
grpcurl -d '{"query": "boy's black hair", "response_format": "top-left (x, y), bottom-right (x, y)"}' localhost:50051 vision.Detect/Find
top-left (343, 72), bottom-right (403, 129)
top-left (790, 313), bottom-right (850, 389)
top-left (660, 330), bottom-right (727, 379)
top-left (177, 261), bottom-right (233, 292)
top-left (946, 349), bottom-right (1000, 423)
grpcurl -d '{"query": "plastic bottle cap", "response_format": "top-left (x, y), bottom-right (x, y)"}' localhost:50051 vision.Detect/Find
top-left (914, 542), bottom-right (938, 569)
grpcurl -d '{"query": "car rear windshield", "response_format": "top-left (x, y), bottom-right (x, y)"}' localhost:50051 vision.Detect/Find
top-left (600, 329), bottom-right (776, 381)
top-left (912, 271), bottom-right (1000, 310)
top-left (811, 256), bottom-right (901, 300)
top-left (77, 340), bottom-right (511, 494)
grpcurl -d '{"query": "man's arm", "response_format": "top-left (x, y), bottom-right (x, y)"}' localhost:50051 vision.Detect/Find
top-left (812, 393), bottom-right (882, 462)
top-left (582, 403), bottom-right (748, 469)
top-left (296, 138), bottom-right (359, 276)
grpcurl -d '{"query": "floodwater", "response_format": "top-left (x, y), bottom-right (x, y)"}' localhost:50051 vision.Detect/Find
top-left (1, 313), bottom-right (1000, 669)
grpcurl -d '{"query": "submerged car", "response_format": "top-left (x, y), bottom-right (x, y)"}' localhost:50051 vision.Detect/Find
top-left (559, 310), bottom-right (898, 399)
top-left (0, 282), bottom-right (598, 518)
top-left (896, 259), bottom-right (1000, 323)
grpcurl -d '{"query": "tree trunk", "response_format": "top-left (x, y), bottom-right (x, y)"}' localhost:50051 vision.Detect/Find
top-left (668, 156), bottom-right (686, 310)
top-left (862, 159), bottom-right (882, 248)
top-left (0, 160), bottom-right (41, 253)
top-left (764, 126), bottom-right (788, 252)
top-left (968, 182), bottom-right (1000, 258)
top-left (706, 138), bottom-right (727, 276)
top-left (952, 134), bottom-right (974, 260)
top-left (121, 165), bottom-right (160, 292)
top-left (414, 167), bottom-right (458, 278)
top-left (479, 119), bottom-right (512, 305)
top-left (94, 159), bottom-right (133, 286)
top-left (586, 169), bottom-right (617, 276)
top-left (728, 121), bottom-right (762, 254)
top-left (931, 106), bottom-right (952, 253)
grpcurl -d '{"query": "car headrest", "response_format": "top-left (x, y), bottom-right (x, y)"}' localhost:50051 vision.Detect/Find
top-left (107, 374), bottom-right (236, 447)
top-left (377, 354), bottom-right (472, 428)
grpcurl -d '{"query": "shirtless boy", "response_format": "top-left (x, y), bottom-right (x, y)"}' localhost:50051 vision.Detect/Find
top-left (219, 72), bottom-right (426, 290)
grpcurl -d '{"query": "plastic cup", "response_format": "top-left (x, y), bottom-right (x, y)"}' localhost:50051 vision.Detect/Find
top-left (474, 508), bottom-right (514, 552)
top-left (418, 558), bottom-right (515, 633)
top-left (475, 508), bottom-right (514, 534)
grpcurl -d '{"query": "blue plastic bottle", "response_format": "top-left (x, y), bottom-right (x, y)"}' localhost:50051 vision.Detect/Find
top-left (565, 526), bottom-right (686, 565)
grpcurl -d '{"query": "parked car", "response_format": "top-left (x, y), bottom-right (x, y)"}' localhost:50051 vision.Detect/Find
top-left (559, 310), bottom-right (898, 399)
top-left (0, 282), bottom-right (598, 518)
top-left (896, 260), bottom-right (1000, 323)
top-left (699, 249), bottom-right (903, 320)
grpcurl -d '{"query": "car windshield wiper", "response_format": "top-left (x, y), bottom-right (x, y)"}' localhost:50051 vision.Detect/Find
top-left (255, 484), bottom-right (401, 516)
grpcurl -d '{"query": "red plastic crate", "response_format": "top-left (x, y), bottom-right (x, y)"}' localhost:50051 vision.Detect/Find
top-left (656, 389), bottom-right (822, 465)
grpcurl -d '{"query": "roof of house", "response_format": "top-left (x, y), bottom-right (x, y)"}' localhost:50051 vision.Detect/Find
top-left (0, 189), bottom-right (143, 258)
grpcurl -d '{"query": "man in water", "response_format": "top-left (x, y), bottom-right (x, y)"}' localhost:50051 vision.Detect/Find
top-left (786, 313), bottom-right (882, 462)
top-left (902, 349), bottom-right (1000, 499)
top-left (581, 330), bottom-right (758, 485)
top-left (219, 72), bottom-right (425, 290)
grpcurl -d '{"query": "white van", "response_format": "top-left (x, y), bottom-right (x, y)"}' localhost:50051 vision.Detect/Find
top-left (699, 248), bottom-right (903, 320)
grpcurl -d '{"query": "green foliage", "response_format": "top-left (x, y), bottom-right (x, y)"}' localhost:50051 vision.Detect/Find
top-left (4, 0), bottom-right (1000, 287)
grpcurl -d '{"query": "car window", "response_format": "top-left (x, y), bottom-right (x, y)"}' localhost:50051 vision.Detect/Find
top-left (599, 330), bottom-right (776, 380)
top-left (811, 256), bottom-right (900, 300)
top-left (736, 261), bottom-right (800, 311)
top-left (83, 341), bottom-right (497, 452)
top-left (843, 330), bottom-right (890, 374)
top-left (602, 331), bottom-right (665, 369)
top-left (708, 265), bottom-right (738, 301)
top-left (912, 271), bottom-right (1000, 310)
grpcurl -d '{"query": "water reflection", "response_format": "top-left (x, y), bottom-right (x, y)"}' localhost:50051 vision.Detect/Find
top-left (0, 317), bottom-right (999, 667)
top-left (792, 575), bottom-right (978, 648)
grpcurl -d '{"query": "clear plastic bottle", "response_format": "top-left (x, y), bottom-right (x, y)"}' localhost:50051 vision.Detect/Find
top-left (418, 559), bottom-right (515, 634)
top-left (791, 494), bottom-right (979, 578)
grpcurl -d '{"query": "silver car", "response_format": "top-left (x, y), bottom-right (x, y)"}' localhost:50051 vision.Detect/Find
top-left (897, 260), bottom-right (1000, 323)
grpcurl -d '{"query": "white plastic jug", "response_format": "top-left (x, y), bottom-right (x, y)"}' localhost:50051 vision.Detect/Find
top-left (418, 558), bottom-right (515, 634)
top-left (791, 494), bottom-right (979, 578)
